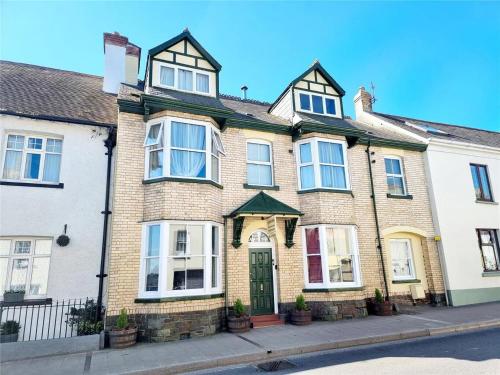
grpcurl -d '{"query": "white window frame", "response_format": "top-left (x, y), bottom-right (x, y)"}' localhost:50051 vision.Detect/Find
top-left (1, 133), bottom-right (63, 184)
top-left (156, 61), bottom-right (213, 96)
top-left (144, 116), bottom-right (223, 183)
top-left (295, 137), bottom-right (350, 191)
top-left (301, 225), bottom-right (362, 290)
top-left (295, 90), bottom-right (340, 118)
top-left (0, 237), bottom-right (53, 300)
top-left (138, 221), bottom-right (222, 299)
top-left (389, 238), bottom-right (416, 281)
top-left (246, 139), bottom-right (274, 187)
top-left (384, 156), bottom-right (407, 196)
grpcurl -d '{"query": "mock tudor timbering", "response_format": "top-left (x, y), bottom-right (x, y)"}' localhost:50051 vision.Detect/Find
top-left (106, 29), bottom-right (445, 342)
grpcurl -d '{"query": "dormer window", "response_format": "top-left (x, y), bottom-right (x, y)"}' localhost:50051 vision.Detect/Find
top-left (156, 62), bottom-right (212, 96)
top-left (296, 90), bottom-right (339, 117)
top-left (160, 66), bottom-right (174, 87)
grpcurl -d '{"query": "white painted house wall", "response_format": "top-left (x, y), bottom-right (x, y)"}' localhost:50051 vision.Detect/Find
top-left (0, 115), bottom-right (110, 300)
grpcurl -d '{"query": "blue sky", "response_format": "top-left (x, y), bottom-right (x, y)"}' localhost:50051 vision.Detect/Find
top-left (1, 1), bottom-right (499, 131)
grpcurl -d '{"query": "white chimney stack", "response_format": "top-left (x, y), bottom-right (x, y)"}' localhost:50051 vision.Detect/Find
top-left (103, 32), bottom-right (141, 94)
top-left (353, 86), bottom-right (373, 119)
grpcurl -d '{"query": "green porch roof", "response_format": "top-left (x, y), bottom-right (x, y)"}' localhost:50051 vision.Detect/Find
top-left (230, 192), bottom-right (303, 217)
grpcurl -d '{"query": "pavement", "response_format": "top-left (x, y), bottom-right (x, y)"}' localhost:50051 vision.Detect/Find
top-left (1, 302), bottom-right (500, 375)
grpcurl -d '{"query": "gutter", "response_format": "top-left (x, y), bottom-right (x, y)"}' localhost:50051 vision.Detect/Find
top-left (96, 126), bottom-right (116, 320)
top-left (365, 139), bottom-right (390, 301)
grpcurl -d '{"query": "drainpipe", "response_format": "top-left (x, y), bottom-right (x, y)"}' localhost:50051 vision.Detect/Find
top-left (223, 216), bottom-right (229, 319)
top-left (96, 126), bottom-right (116, 320)
top-left (365, 139), bottom-right (390, 301)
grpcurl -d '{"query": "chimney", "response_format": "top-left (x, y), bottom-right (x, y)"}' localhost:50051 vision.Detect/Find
top-left (353, 86), bottom-right (373, 118)
top-left (240, 85), bottom-right (248, 100)
top-left (103, 32), bottom-right (141, 94)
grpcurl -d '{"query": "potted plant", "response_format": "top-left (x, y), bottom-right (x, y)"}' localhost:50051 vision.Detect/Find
top-left (227, 298), bottom-right (250, 333)
top-left (3, 289), bottom-right (25, 303)
top-left (290, 294), bottom-right (312, 325)
top-left (0, 321), bottom-right (21, 343)
top-left (108, 308), bottom-right (137, 349)
top-left (369, 288), bottom-right (392, 316)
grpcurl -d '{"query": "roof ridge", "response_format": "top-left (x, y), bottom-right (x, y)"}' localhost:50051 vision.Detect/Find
top-left (0, 60), bottom-right (103, 80)
top-left (219, 93), bottom-right (271, 106)
top-left (374, 111), bottom-right (499, 134)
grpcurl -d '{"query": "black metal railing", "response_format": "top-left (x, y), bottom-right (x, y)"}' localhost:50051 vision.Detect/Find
top-left (0, 297), bottom-right (103, 342)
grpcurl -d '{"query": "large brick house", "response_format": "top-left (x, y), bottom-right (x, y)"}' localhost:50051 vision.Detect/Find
top-left (105, 30), bottom-right (445, 341)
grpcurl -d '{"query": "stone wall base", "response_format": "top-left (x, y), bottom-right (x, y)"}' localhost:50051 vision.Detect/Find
top-left (106, 307), bottom-right (225, 342)
top-left (389, 292), bottom-right (447, 307)
top-left (279, 299), bottom-right (368, 321)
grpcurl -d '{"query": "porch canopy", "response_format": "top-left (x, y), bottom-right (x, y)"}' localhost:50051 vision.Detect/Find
top-left (229, 192), bottom-right (302, 248)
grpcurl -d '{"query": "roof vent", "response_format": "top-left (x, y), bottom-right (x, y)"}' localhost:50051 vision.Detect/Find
top-left (241, 85), bottom-right (248, 100)
top-left (245, 113), bottom-right (255, 117)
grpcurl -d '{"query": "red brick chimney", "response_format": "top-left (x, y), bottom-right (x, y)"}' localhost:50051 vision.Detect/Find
top-left (354, 86), bottom-right (373, 115)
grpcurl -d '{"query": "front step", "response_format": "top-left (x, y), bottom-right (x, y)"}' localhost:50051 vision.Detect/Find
top-left (250, 314), bottom-right (284, 328)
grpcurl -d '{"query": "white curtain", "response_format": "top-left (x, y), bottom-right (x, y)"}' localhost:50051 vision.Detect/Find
top-left (43, 154), bottom-right (61, 182)
top-left (300, 166), bottom-right (314, 189)
top-left (196, 73), bottom-right (209, 93)
top-left (319, 142), bottom-right (343, 164)
top-left (2, 150), bottom-right (22, 179)
top-left (171, 122), bottom-right (206, 177)
top-left (319, 142), bottom-right (345, 188)
top-left (321, 166), bottom-right (346, 189)
top-left (160, 66), bottom-right (174, 86)
top-left (178, 69), bottom-right (193, 91)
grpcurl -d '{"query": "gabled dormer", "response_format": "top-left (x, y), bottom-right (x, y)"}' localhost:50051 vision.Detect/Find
top-left (145, 29), bottom-right (221, 98)
top-left (269, 61), bottom-right (346, 121)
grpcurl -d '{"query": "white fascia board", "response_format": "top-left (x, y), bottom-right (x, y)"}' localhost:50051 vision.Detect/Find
top-left (428, 137), bottom-right (500, 155)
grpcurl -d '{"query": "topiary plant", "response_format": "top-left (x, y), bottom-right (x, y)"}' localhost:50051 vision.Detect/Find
top-left (1, 320), bottom-right (21, 335)
top-left (116, 308), bottom-right (129, 330)
top-left (295, 294), bottom-right (308, 311)
top-left (233, 298), bottom-right (246, 317)
top-left (375, 288), bottom-right (384, 304)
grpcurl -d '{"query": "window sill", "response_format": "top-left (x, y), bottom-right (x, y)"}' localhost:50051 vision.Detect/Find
top-left (302, 287), bottom-right (364, 293)
top-left (0, 298), bottom-right (52, 307)
top-left (243, 184), bottom-right (280, 191)
top-left (476, 200), bottom-right (498, 205)
top-left (392, 279), bottom-right (421, 284)
top-left (0, 181), bottom-right (64, 189)
top-left (387, 194), bottom-right (413, 200)
top-left (134, 293), bottom-right (224, 303)
top-left (482, 271), bottom-right (500, 277)
top-left (298, 188), bottom-right (354, 197)
top-left (143, 177), bottom-right (223, 189)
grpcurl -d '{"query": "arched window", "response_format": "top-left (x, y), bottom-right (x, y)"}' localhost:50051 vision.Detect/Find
top-left (249, 231), bottom-right (270, 243)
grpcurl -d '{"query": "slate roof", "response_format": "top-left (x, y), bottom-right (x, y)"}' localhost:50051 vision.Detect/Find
top-left (0, 60), bottom-right (117, 126)
top-left (230, 191), bottom-right (303, 217)
top-left (371, 112), bottom-right (500, 149)
top-left (220, 94), bottom-right (290, 126)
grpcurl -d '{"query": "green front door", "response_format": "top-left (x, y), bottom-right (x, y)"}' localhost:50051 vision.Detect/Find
top-left (249, 248), bottom-right (274, 315)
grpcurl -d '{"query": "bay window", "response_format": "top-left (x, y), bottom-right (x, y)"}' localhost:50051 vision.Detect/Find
top-left (0, 238), bottom-right (52, 297)
top-left (302, 225), bottom-right (361, 289)
top-left (139, 221), bottom-right (222, 298)
top-left (144, 117), bottom-right (224, 183)
top-left (389, 239), bottom-right (415, 280)
top-left (296, 138), bottom-right (349, 191)
top-left (2, 134), bottom-right (63, 183)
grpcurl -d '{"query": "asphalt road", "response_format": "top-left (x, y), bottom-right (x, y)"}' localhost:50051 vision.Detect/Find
top-left (191, 327), bottom-right (500, 375)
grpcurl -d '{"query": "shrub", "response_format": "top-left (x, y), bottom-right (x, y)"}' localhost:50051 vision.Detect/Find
top-left (116, 308), bottom-right (129, 330)
top-left (295, 294), bottom-right (308, 311)
top-left (375, 288), bottom-right (384, 303)
top-left (233, 298), bottom-right (246, 317)
top-left (67, 299), bottom-right (103, 336)
top-left (1, 320), bottom-right (21, 335)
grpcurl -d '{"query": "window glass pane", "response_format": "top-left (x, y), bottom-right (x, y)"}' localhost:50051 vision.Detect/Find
top-left (247, 143), bottom-right (270, 162)
top-left (212, 226), bottom-right (219, 256)
top-left (305, 228), bottom-right (320, 255)
top-left (43, 154), bottom-right (61, 182)
top-left (391, 241), bottom-right (412, 278)
top-left (171, 150), bottom-right (206, 178)
top-left (2, 150), bottom-right (22, 179)
top-left (385, 158), bottom-right (393, 174)
top-left (318, 142), bottom-right (343, 164)
top-left (196, 73), bottom-right (209, 93)
top-left (325, 98), bottom-right (336, 115)
top-left (170, 225), bottom-right (187, 255)
top-left (168, 258), bottom-right (186, 290)
top-left (178, 69), bottom-right (193, 91)
top-left (186, 257), bottom-right (204, 289)
top-left (149, 149), bottom-right (163, 178)
top-left (10, 259), bottom-right (28, 291)
top-left (145, 124), bottom-right (162, 146)
top-left (35, 240), bottom-right (52, 255)
top-left (0, 240), bottom-right (11, 255)
top-left (171, 122), bottom-right (206, 150)
top-left (481, 245), bottom-right (498, 271)
top-left (300, 165), bottom-right (315, 189)
top-left (320, 165), bottom-right (346, 189)
top-left (160, 66), bottom-right (174, 86)
top-left (14, 241), bottom-right (31, 254)
top-left (28, 138), bottom-right (43, 150)
top-left (145, 258), bottom-right (159, 291)
top-left (29, 257), bottom-right (50, 295)
top-left (479, 166), bottom-right (492, 200)
top-left (0, 258), bottom-right (8, 294)
top-left (387, 176), bottom-right (405, 195)
top-left (470, 166), bottom-right (481, 198)
top-left (211, 155), bottom-right (219, 183)
top-left (46, 139), bottom-right (62, 153)
top-left (299, 143), bottom-right (312, 163)
top-left (148, 225), bottom-right (160, 257)
top-left (312, 95), bottom-right (324, 114)
top-left (212, 130), bottom-right (225, 155)
top-left (24, 153), bottom-right (41, 179)
top-left (326, 228), bottom-right (353, 283)
top-left (307, 255), bottom-right (323, 283)
top-left (212, 257), bottom-right (218, 288)
top-left (247, 164), bottom-right (272, 186)
top-left (189, 225), bottom-right (204, 256)
top-left (7, 135), bottom-right (24, 150)
top-left (299, 94), bottom-right (310, 111)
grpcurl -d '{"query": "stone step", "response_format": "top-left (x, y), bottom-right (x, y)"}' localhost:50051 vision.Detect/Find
top-left (250, 314), bottom-right (283, 328)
